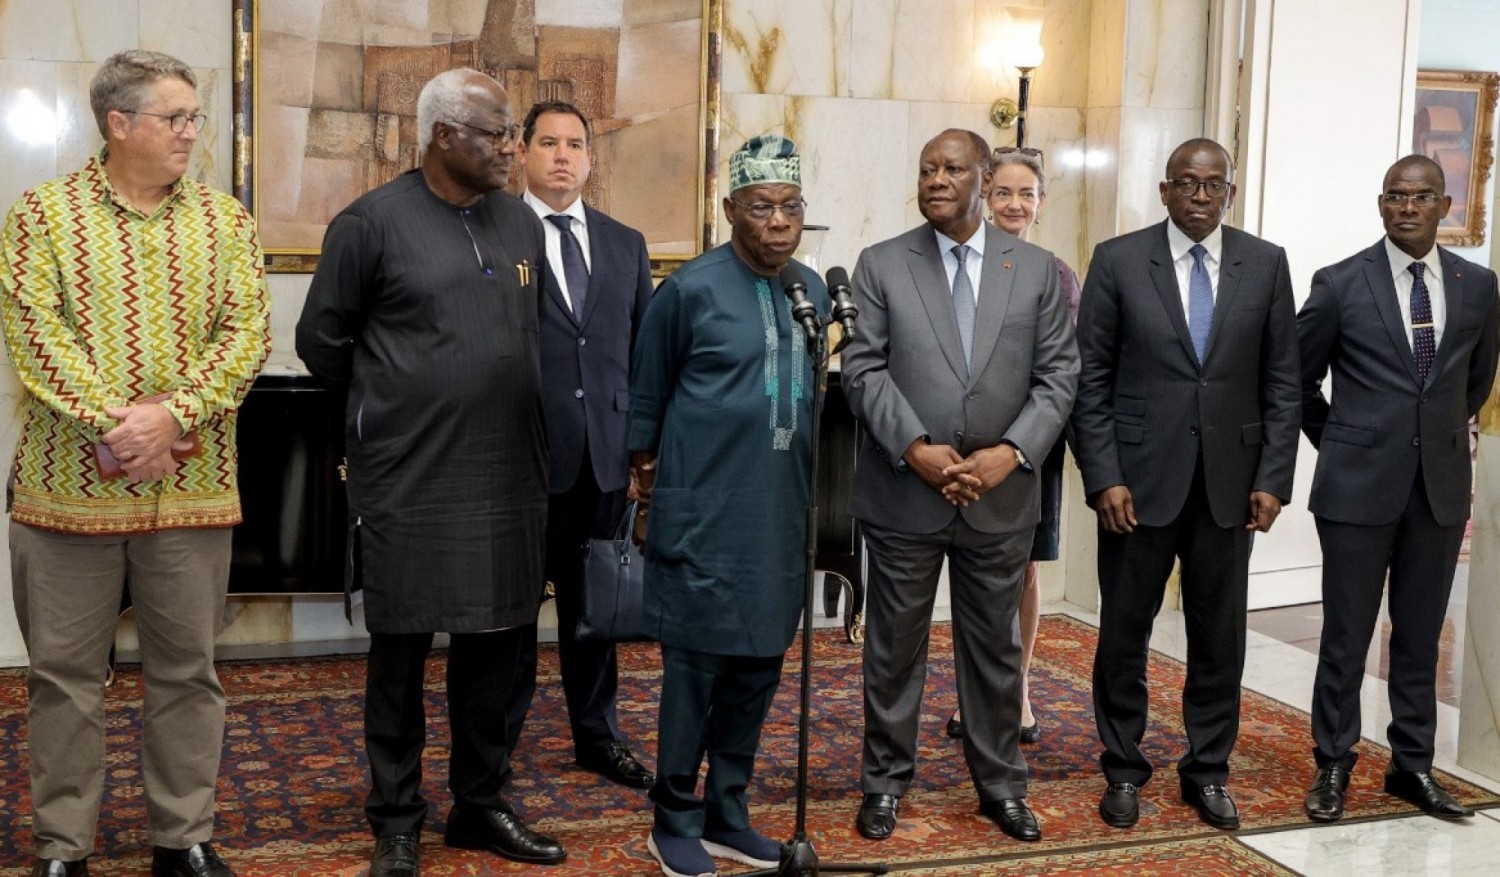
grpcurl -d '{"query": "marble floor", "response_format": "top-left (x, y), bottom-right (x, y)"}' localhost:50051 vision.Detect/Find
top-left (1055, 564), bottom-right (1499, 877)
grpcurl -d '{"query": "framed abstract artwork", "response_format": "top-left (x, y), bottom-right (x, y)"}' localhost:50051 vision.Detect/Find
top-left (232, 0), bottom-right (722, 273)
top-left (1413, 69), bottom-right (1498, 248)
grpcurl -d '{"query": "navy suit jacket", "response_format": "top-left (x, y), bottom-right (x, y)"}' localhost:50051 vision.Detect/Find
top-left (539, 203), bottom-right (654, 494)
top-left (1298, 240), bottom-right (1499, 527)
top-left (1071, 221), bottom-right (1301, 529)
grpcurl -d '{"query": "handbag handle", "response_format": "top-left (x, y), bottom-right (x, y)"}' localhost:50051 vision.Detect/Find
top-left (612, 500), bottom-right (640, 543)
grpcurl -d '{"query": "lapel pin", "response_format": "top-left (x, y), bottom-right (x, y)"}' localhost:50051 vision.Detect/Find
top-left (1002, 261), bottom-right (1013, 270)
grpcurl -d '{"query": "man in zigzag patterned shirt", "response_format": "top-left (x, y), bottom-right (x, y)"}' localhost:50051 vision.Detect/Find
top-left (0, 50), bottom-right (269, 877)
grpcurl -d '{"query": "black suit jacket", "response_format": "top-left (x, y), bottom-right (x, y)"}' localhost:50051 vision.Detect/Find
top-left (538, 203), bottom-right (654, 494)
top-left (1072, 221), bottom-right (1300, 528)
top-left (1298, 240), bottom-right (1499, 527)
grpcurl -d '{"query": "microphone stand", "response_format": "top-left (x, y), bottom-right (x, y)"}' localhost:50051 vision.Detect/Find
top-left (743, 319), bottom-right (887, 877)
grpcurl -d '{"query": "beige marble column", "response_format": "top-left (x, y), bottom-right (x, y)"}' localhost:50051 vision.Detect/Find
top-left (1457, 381), bottom-right (1500, 779)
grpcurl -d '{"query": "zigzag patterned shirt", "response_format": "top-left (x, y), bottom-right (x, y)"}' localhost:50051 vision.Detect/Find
top-left (0, 151), bottom-right (270, 534)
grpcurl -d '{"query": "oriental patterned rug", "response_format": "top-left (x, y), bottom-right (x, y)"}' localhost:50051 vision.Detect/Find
top-left (1, 615), bottom-right (1495, 875)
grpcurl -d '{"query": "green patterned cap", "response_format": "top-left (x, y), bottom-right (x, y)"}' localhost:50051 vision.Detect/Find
top-left (729, 133), bottom-right (801, 193)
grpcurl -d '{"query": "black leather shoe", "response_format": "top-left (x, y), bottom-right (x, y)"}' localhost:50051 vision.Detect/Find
top-left (855, 793), bottom-right (901, 840)
top-left (577, 741), bottom-right (655, 789)
top-left (1304, 766), bottom-right (1352, 823)
top-left (443, 804), bottom-right (566, 865)
top-left (370, 832), bottom-right (420, 877)
top-left (1099, 782), bottom-right (1140, 828)
top-left (1181, 783), bottom-right (1240, 830)
top-left (1019, 722), bottom-right (1041, 744)
top-left (945, 715), bottom-right (964, 739)
top-left (1383, 768), bottom-right (1474, 820)
top-left (980, 798), bottom-right (1041, 841)
top-left (31, 859), bottom-right (88, 877)
top-left (150, 842), bottom-right (233, 877)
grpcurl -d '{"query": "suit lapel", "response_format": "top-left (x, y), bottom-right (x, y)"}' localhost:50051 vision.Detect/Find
top-left (907, 227), bottom-right (970, 383)
top-left (1203, 229), bottom-right (1244, 361)
top-left (576, 206), bottom-right (604, 330)
top-left (1147, 223), bottom-right (1199, 367)
top-left (1361, 243), bottom-right (1423, 387)
top-left (1430, 247), bottom-right (1470, 385)
top-left (968, 224), bottom-right (1016, 384)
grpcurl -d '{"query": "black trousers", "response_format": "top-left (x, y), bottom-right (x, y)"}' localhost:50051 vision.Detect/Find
top-left (505, 444), bottom-right (627, 759)
top-left (1311, 469), bottom-right (1464, 773)
top-left (364, 627), bottom-right (525, 836)
top-left (1092, 463), bottom-right (1251, 788)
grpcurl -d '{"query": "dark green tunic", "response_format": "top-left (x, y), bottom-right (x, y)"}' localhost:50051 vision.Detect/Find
top-left (627, 245), bottom-right (830, 657)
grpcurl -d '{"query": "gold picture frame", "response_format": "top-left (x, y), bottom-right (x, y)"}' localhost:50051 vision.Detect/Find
top-left (232, 0), bottom-right (721, 274)
top-left (1413, 69), bottom-right (1498, 248)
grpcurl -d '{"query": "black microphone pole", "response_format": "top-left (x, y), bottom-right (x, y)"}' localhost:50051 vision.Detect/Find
top-left (753, 268), bottom-right (885, 877)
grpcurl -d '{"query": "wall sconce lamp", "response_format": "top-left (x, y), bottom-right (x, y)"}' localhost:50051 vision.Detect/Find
top-left (986, 19), bottom-right (1045, 148)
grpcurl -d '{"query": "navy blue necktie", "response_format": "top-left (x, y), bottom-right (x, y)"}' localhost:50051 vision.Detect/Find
top-left (1188, 244), bottom-right (1214, 362)
top-left (546, 214), bottom-right (589, 316)
top-left (1409, 261), bottom-right (1435, 381)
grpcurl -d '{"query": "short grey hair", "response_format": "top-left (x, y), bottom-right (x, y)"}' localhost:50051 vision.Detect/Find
top-left (990, 148), bottom-right (1047, 196)
top-left (416, 68), bottom-right (482, 154)
top-left (89, 50), bottom-right (196, 139)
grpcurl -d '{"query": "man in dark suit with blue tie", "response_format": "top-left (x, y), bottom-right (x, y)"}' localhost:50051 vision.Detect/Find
top-left (1072, 138), bottom-right (1300, 832)
top-left (505, 99), bottom-right (656, 789)
top-left (1298, 154), bottom-right (1498, 824)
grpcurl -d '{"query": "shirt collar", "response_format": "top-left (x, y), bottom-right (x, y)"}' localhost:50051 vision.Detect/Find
top-left (523, 189), bottom-right (586, 225)
top-left (935, 222), bottom-right (987, 260)
top-left (88, 147), bottom-right (187, 213)
top-left (1167, 219), bottom-right (1222, 264)
top-left (1384, 236), bottom-right (1441, 281)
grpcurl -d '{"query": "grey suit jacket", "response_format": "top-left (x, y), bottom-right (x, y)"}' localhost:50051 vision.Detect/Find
top-left (1299, 240), bottom-right (1499, 527)
top-left (842, 222), bottom-right (1079, 535)
top-left (1071, 221), bottom-right (1300, 529)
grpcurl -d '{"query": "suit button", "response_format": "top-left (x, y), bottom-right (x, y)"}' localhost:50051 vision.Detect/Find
top-left (1190, 426), bottom-right (1199, 436)
top-left (955, 431), bottom-right (965, 441)
top-left (1200, 380), bottom-right (1208, 387)
top-left (1420, 393), bottom-right (1427, 402)
top-left (967, 392), bottom-right (977, 400)
top-left (1413, 437), bottom-right (1420, 446)
top-left (578, 337), bottom-right (587, 346)
top-left (574, 389), bottom-right (585, 399)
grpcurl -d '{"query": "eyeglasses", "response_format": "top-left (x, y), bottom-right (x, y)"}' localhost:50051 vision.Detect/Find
top-left (1379, 192), bottom-right (1442, 206)
top-left (449, 120), bottom-right (522, 148)
top-left (458, 209), bottom-right (495, 277)
top-left (731, 198), bottom-right (807, 221)
top-left (122, 110), bottom-right (207, 133)
top-left (1166, 178), bottom-right (1231, 197)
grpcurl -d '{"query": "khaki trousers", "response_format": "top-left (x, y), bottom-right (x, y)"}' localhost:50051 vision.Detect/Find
top-left (10, 522), bottom-right (231, 860)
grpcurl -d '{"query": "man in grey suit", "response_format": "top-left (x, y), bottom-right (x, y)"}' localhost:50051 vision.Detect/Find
top-left (504, 99), bottom-right (656, 791)
top-left (843, 129), bottom-right (1078, 843)
top-left (1072, 138), bottom-right (1299, 831)
top-left (1298, 154), bottom-right (1498, 824)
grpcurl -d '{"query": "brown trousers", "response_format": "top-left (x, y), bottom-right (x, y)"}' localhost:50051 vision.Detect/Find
top-left (10, 522), bottom-right (231, 860)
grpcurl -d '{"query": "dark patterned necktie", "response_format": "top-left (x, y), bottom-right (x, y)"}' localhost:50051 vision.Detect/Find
top-left (547, 214), bottom-right (589, 316)
top-left (1409, 261), bottom-right (1435, 382)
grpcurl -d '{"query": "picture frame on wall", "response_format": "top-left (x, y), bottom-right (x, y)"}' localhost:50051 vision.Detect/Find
top-left (1413, 69), bottom-right (1499, 248)
top-left (231, 0), bottom-right (722, 274)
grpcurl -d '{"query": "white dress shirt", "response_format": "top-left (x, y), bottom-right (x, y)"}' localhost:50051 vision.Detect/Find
top-left (1166, 220), bottom-right (1223, 314)
top-left (523, 189), bottom-right (591, 311)
top-left (1384, 236), bottom-right (1447, 351)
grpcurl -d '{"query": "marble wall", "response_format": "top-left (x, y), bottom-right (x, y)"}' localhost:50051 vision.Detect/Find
top-left (0, 0), bottom-right (1208, 663)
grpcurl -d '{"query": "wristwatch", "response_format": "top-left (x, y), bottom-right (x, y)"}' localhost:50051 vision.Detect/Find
top-left (1006, 441), bottom-right (1032, 472)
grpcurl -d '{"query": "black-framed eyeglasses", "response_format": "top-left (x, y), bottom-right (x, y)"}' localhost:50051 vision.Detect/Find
top-left (731, 198), bottom-right (807, 221)
top-left (1166, 178), bottom-right (1231, 197)
top-left (121, 110), bottom-right (206, 133)
top-left (1379, 191), bottom-right (1442, 206)
top-left (449, 120), bottom-right (522, 148)
top-left (458, 209), bottom-right (495, 277)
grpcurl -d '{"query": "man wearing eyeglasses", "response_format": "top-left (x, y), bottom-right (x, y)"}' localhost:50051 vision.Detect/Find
top-left (297, 68), bottom-right (562, 875)
top-left (1297, 154), bottom-right (1498, 825)
top-left (843, 129), bottom-right (1077, 844)
top-left (501, 99), bottom-right (656, 791)
top-left (1072, 138), bottom-right (1299, 831)
top-left (627, 134), bottom-right (827, 877)
top-left (1, 50), bottom-right (269, 877)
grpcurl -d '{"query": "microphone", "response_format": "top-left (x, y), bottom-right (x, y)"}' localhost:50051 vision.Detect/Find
top-left (780, 265), bottom-right (821, 340)
top-left (825, 266), bottom-right (858, 341)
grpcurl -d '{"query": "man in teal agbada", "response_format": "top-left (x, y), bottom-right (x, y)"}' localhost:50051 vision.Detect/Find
top-left (627, 134), bottom-right (829, 877)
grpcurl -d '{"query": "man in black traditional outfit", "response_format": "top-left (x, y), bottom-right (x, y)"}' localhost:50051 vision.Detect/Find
top-left (628, 134), bottom-right (829, 877)
top-left (296, 68), bottom-right (563, 876)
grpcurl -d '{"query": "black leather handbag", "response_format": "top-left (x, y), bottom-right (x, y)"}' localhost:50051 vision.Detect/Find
top-left (576, 501), bottom-right (652, 642)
